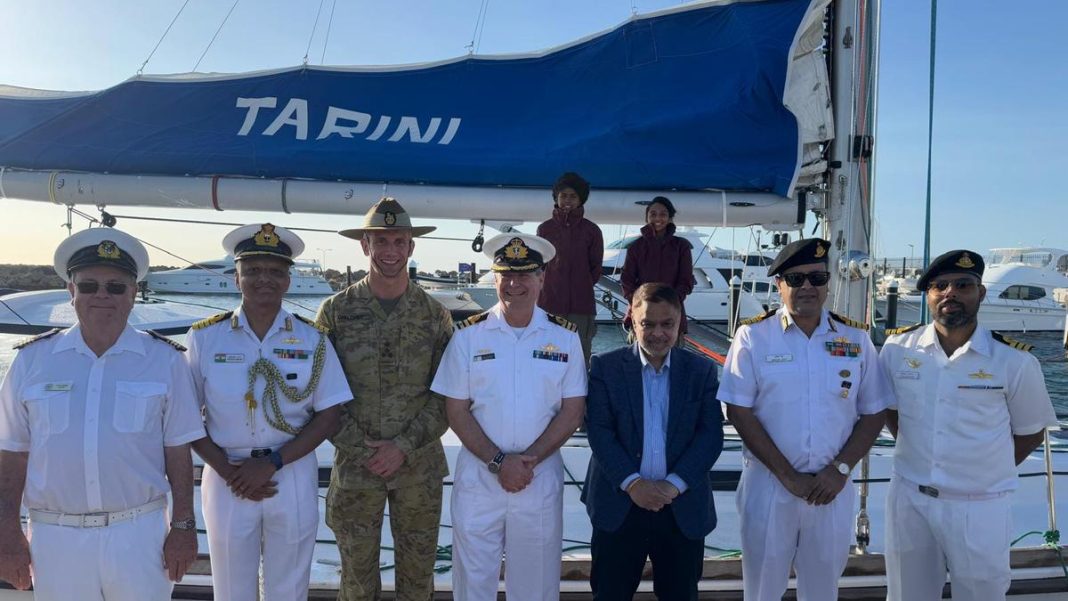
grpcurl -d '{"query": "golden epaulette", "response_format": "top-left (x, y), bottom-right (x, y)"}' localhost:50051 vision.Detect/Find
top-left (190, 311), bottom-right (233, 331)
top-left (294, 313), bottom-right (329, 334)
top-left (456, 311), bottom-right (490, 330)
top-left (12, 328), bottom-right (65, 350)
top-left (830, 312), bottom-right (870, 332)
top-left (147, 330), bottom-right (187, 352)
top-left (739, 309), bottom-right (776, 327)
top-left (547, 313), bottom-right (578, 332)
top-left (992, 331), bottom-right (1034, 352)
top-left (885, 323), bottom-right (922, 336)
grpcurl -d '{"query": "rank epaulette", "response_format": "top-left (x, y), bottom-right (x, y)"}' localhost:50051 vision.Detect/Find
top-left (294, 313), bottom-right (329, 334)
top-left (830, 312), bottom-right (870, 332)
top-left (992, 331), bottom-right (1034, 352)
top-left (147, 330), bottom-right (187, 352)
top-left (885, 323), bottom-right (922, 336)
top-left (547, 313), bottom-right (578, 332)
top-left (456, 311), bottom-right (489, 330)
top-left (12, 327), bottom-right (65, 350)
top-left (739, 309), bottom-right (776, 327)
top-left (190, 311), bottom-right (233, 331)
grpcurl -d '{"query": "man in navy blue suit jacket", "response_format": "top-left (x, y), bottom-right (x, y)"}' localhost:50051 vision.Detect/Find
top-left (582, 283), bottom-right (723, 600)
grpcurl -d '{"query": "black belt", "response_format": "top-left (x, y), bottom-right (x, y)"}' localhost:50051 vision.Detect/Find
top-left (250, 448), bottom-right (273, 458)
top-left (918, 484), bottom-right (940, 498)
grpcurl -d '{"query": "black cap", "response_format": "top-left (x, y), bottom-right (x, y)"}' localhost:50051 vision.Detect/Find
top-left (916, 249), bottom-right (984, 292)
top-left (767, 238), bottom-right (830, 277)
top-left (67, 242), bottom-right (139, 279)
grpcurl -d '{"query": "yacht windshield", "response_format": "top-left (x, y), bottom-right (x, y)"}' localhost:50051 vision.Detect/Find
top-left (989, 250), bottom-right (1054, 268)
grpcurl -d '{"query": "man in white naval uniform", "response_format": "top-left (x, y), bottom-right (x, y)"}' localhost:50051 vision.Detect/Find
top-left (0, 227), bottom-right (204, 600)
top-left (432, 233), bottom-right (587, 601)
top-left (187, 224), bottom-right (352, 601)
top-left (879, 249), bottom-right (1057, 601)
top-left (718, 237), bottom-right (892, 601)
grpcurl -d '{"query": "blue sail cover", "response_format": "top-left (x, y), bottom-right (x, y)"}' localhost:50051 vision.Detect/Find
top-left (0, 0), bottom-right (813, 197)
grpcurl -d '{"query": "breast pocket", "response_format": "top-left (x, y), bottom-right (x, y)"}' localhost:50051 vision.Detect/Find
top-left (755, 363), bottom-right (801, 404)
top-left (24, 382), bottom-right (72, 436)
top-left (114, 381), bottom-right (167, 433)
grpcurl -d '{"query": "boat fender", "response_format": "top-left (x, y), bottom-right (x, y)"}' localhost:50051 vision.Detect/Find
top-left (147, 330), bottom-right (188, 352)
top-left (190, 311), bottom-right (234, 331)
top-left (547, 313), bottom-right (578, 332)
top-left (885, 323), bottom-right (922, 336)
top-left (991, 332), bottom-right (1034, 352)
top-left (12, 327), bottom-right (65, 350)
top-left (456, 311), bottom-right (489, 330)
top-left (830, 312), bottom-right (871, 332)
top-left (739, 309), bottom-right (777, 327)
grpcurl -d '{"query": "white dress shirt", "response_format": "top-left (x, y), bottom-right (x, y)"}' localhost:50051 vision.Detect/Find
top-left (879, 324), bottom-right (1057, 494)
top-left (0, 325), bottom-right (205, 513)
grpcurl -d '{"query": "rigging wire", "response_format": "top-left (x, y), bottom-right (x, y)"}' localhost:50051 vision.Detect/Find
top-left (320, 0), bottom-right (338, 64)
top-left (920, 0), bottom-right (938, 324)
top-left (466, 0), bottom-right (491, 54)
top-left (193, 0), bottom-right (241, 72)
top-left (303, 0), bottom-right (328, 66)
top-left (137, 0), bottom-right (192, 75)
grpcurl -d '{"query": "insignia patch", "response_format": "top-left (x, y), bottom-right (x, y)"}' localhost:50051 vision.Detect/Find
top-left (294, 314), bottom-right (329, 334)
top-left (190, 311), bottom-right (233, 331)
top-left (739, 309), bottom-right (776, 327)
top-left (968, 369), bottom-right (994, 380)
top-left (97, 240), bottom-right (120, 259)
top-left (815, 243), bottom-right (827, 258)
top-left (44, 382), bottom-right (73, 392)
top-left (253, 223), bottom-right (279, 247)
top-left (541, 343), bottom-right (559, 353)
top-left (282, 336), bottom-right (301, 345)
top-left (384, 211), bottom-right (397, 225)
top-left (839, 369), bottom-right (851, 378)
top-left (504, 238), bottom-right (529, 260)
top-left (147, 330), bottom-right (187, 352)
top-left (214, 353), bottom-right (245, 363)
top-left (273, 348), bottom-right (310, 360)
top-left (955, 252), bottom-right (976, 269)
top-left (533, 349), bottom-right (569, 362)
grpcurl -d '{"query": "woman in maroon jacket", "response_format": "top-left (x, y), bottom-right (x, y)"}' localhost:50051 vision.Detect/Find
top-left (621, 196), bottom-right (696, 337)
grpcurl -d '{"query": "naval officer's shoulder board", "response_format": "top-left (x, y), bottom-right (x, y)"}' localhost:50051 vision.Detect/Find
top-left (739, 309), bottom-right (777, 327)
top-left (830, 311), bottom-right (870, 332)
top-left (147, 330), bottom-right (187, 352)
top-left (992, 331), bottom-right (1034, 352)
top-left (190, 311), bottom-right (234, 331)
top-left (12, 327), bottom-right (65, 350)
top-left (456, 311), bottom-right (490, 331)
top-left (294, 313), bottom-right (329, 334)
top-left (884, 323), bottom-right (922, 337)
top-left (547, 313), bottom-right (578, 332)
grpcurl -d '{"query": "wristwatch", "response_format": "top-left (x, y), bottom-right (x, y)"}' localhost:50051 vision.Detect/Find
top-left (833, 460), bottom-right (851, 476)
top-left (487, 451), bottom-right (506, 474)
top-left (170, 517), bottom-right (196, 531)
top-left (268, 450), bottom-right (285, 471)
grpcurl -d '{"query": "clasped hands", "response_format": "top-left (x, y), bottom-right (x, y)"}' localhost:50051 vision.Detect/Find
top-left (627, 478), bottom-right (680, 512)
top-left (780, 465), bottom-right (848, 505)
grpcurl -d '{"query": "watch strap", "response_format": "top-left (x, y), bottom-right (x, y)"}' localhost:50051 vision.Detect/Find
top-left (269, 450), bottom-right (284, 471)
top-left (170, 517), bottom-right (196, 531)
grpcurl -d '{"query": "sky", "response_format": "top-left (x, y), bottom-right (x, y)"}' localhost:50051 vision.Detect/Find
top-left (0, 0), bottom-right (1065, 274)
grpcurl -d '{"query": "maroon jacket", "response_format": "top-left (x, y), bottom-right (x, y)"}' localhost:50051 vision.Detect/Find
top-left (537, 205), bottom-right (604, 316)
top-left (620, 223), bottom-right (696, 332)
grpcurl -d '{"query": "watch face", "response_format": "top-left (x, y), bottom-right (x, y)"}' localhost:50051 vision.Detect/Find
top-left (837, 462), bottom-right (850, 475)
top-left (488, 462), bottom-right (501, 474)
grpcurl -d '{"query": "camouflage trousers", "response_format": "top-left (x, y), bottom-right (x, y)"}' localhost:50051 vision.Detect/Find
top-left (326, 481), bottom-right (443, 601)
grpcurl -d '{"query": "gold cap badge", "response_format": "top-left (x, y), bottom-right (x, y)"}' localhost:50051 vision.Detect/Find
top-left (814, 243), bottom-right (827, 258)
top-left (955, 252), bottom-right (975, 269)
top-left (97, 241), bottom-right (120, 260)
top-left (504, 238), bottom-right (529, 260)
top-left (253, 224), bottom-right (279, 248)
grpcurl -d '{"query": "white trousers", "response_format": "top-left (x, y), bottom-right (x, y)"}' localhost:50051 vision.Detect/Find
top-left (28, 507), bottom-right (171, 601)
top-left (885, 477), bottom-right (1013, 601)
top-left (202, 452), bottom-right (319, 601)
top-left (450, 451), bottom-right (564, 601)
top-left (736, 460), bottom-right (856, 601)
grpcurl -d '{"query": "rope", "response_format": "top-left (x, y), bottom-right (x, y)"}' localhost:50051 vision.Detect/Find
top-left (193, 0), bottom-right (241, 72)
top-left (137, 0), bottom-right (191, 75)
top-left (320, 0), bottom-right (338, 64)
top-left (303, 0), bottom-right (328, 66)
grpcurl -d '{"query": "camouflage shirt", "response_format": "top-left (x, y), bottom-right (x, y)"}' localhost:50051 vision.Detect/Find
top-left (316, 279), bottom-right (452, 489)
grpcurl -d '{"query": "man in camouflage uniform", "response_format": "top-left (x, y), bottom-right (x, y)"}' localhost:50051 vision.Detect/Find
top-left (316, 198), bottom-right (453, 601)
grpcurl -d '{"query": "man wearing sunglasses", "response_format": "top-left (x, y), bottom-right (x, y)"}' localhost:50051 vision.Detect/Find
top-left (718, 237), bottom-right (891, 601)
top-left (185, 223), bottom-right (351, 601)
top-left (879, 249), bottom-right (1057, 601)
top-left (0, 227), bottom-right (205, 600)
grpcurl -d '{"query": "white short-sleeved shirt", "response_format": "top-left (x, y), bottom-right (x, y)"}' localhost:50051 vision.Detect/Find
top-left (718, 309), bottom-right (893, 472)
top-left (186, 308), bottom-right (352, 453)
top-left (0, 325), bottom-right (206, 513)
top-left (879, 324), bottom-right (1057, 494)
top-left (431, 305), bottom-right (587, 462)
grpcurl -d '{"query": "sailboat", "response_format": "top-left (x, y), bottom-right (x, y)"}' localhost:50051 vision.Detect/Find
top-left (1, 0), bottom-right (1066, 598)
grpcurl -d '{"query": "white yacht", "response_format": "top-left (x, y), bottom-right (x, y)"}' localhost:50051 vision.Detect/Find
top-left (147, 256), bottom-right (334, 295)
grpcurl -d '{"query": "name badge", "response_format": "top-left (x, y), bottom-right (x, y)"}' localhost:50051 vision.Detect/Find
top-left (473, 353), bottom-right (495, 362)
top-left (895, 371), bottom-right (920, 380)
top-left (214, 353), bottom-right (245, 364)
top-left (765, 353), bottom-right (793, 363)
top-left (44, 382), bottom-right (72, 392)
top-left (273, 348), bottom-right (310, 360)
top-left (959, 385), bottom-right (1004, 390)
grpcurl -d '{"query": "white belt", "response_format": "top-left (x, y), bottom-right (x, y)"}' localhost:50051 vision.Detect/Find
top-left (898, 476), bottom-right (1009, 502)
top-left (29, 497), bottom-right (167, 528)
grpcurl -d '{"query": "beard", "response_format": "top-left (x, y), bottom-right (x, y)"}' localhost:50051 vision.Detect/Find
top-left (933, 301), bottom-right (978, 329)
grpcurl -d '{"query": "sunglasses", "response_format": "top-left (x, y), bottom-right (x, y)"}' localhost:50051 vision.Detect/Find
top-left (927, 278), bottom-right (978, 292)
top-left (779, 271), bottom-right (831, 288)
top-left (75, 281), bottom-right (129, 295)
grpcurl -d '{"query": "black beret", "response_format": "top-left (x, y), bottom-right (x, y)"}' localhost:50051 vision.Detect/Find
top-left (767, 238), bottom-right (830, 277)
top-left (916, 249), bottom-right (984, 292)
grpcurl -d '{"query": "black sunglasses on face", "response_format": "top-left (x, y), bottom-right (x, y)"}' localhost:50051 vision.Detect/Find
top-left (779, 271), bottom-right (831, 287)
top-left (927, 278), bottom-right (978, 292)
top-left (75, 281), bottom-right (129, 295)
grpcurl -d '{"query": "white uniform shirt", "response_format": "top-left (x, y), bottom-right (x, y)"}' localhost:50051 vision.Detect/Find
top-left (186, 308), bottom-right (352, 453)
top-left (879, 324), bottom-right (1057, 494)
top-left (430, 305), bottom-right (587, 468)
top-left (718, 309), bottom-right (892, 472)
top-left (0, 325), bottom-right (205, 513)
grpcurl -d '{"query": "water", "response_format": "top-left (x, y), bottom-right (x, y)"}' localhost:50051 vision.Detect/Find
top-left (0, 294), bottom-right (1065, 418)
